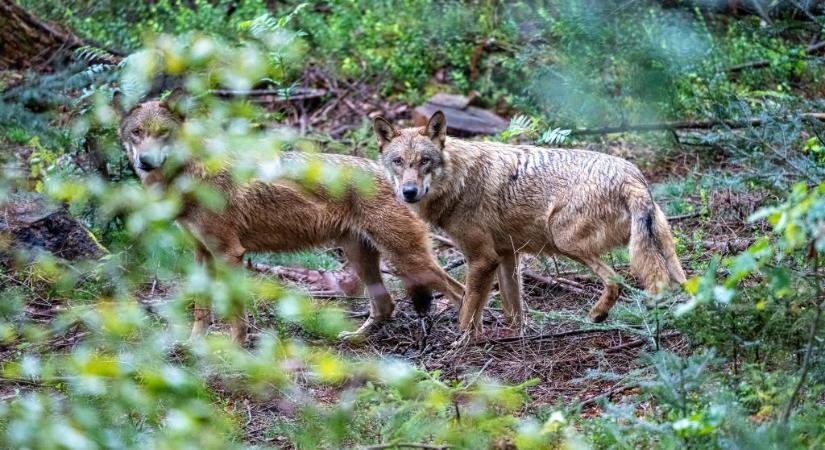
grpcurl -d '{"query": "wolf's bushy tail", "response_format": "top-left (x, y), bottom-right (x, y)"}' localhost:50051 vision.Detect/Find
top-left (409, 285), bottom-right (434, 317)
top-left (628, 194), bottom-right (686, 292)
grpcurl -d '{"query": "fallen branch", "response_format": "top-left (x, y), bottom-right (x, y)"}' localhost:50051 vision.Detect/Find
top-left (522, 269), bottom-right (592, 296)
top-left (578, 382), bottom-right (641, 408)
top-left (472, 327), bottom-right (619, 347)
top-left (0, 375), bottom-right (79, 386)
top-left (570, 113), bottom-right (825, 136)
top-left (247, 261), bottom-right (361, 297)
top-left (605, 332), bottom-right (679, 353)
top-left (667, 212), bottom-right (702, 222)
top-left (726, 41), bottom-right (825, 73)
top-left (363, 443), bottom-right (450, 450)
top-left (209, 87), bottom-right (327, 101)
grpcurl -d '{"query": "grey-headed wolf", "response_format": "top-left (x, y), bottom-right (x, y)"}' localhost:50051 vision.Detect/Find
top-left (118, 99), bottom-right (463, 343)
top-left (374, 111), bottom-right (685, 342)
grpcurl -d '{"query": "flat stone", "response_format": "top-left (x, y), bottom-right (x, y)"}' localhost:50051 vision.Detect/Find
top-left (413, 93), bottom-right (508, 136)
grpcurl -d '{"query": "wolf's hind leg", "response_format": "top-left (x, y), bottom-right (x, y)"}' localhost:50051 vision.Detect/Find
top-left (219, 240), bottom-right (248, 344)
top-left (365, 224), bottom-right (463, 309)
top-left (579, 256), bottom-right (620, 323)
top-left (497, 252), bottom-right (525, 333)
top-left (196, 236), bottom-right (248, 344)
top-left (414, 264), bottom-right (463, 309)
top-left (337, 236), bottom-right (394, 341)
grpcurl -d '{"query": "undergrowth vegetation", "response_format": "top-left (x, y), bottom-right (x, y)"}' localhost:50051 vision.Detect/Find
top-left (1, 1), bottom-right (825, 449)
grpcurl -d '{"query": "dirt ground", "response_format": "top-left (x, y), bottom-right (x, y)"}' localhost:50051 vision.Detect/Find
top-left (222, 151), bottom-right (773, 444)
top-left (1, 131), bottom-right (774, 445)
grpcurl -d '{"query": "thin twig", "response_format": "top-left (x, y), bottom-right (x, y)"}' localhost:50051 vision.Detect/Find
top-left (431, 235), bottom-right (455, 247)
top-left (570, 113), bottom-right (825, 135)
top-left (578, 382), bottom-right (641, 408)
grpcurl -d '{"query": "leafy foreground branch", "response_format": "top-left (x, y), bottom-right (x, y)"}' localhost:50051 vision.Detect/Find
top-left (3, 2), bottom-right (825, 449)
top-left (781, 244), bottom-right (824, 425)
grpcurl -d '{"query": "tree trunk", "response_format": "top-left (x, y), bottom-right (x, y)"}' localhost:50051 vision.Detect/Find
top-left (0, 0), bottom-right (87, 70)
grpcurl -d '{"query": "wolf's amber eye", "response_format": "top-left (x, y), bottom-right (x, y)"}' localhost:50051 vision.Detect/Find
top-left (419, 157), bottom-right (430, 166)
top-left (392, 157), bottom-right (403, 166)
top-left (131, 128), bottom-right (141, 137)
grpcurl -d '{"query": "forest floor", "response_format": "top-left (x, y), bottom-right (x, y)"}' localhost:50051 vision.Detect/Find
top-left (205, 140), bottom-right (766, 444)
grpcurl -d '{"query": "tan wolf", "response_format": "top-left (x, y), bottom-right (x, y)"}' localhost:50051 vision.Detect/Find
top-left (374, 111), bottom-right (686, 342)
top-left (118, 99), bottom-right (464, 343)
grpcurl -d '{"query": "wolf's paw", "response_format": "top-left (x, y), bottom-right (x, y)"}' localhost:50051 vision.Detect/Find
top-left (502, 319), bottom-right (525, 336)
top-left (588, 309), bottom-right (609, 323)
top-left (449, 329), bottom-right (475, 349)
top-left (338, 317), bottom-right (381, 344)
top-left (337, 330), bottom-right (367, 344)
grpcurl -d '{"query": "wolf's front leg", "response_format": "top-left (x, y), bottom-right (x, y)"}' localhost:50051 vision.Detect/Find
top-left (455, 257), bottom-right (499, 345)
top-left (190, 306), bottom-right (212, 338)
top-left (216, 238), bottom-right (248, 344)
top-left (190, 243), bottom-right (213, 340)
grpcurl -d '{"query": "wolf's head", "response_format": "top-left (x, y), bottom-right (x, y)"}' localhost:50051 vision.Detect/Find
top-left (118, 95), bottom-right (182, 184)
top-left (373, 111), bottom-right (448, 204)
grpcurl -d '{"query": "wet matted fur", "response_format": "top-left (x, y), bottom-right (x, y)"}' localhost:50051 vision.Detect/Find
top-left (375, 111), bottom-right (685, 342)
top-left (118, 100), bottom-right (464, 343)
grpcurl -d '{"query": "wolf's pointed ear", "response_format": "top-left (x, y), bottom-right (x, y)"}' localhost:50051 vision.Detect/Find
top-left (373, 116), bottom-right (398, 151)
top-left (111, 90), bottom-right (130, 117)
top-left (425, 111), bottom-right (447, 148)
top-left (161, 88), bottom-right (187, 118)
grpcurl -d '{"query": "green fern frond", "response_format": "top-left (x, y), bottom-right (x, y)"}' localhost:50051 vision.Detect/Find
top-left (537, 127), bottom-right (572, 145)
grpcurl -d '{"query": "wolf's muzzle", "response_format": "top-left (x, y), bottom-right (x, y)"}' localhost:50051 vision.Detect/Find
top-left (138, 150), bottom-right (166, 171)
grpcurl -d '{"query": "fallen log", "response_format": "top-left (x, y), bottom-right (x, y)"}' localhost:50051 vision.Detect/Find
top-left (247, 261), bottom-right (362, 297)
top-left (0, 193), bottom-right (104, 264)
top-left (0, 0), bottom-right (121, 70)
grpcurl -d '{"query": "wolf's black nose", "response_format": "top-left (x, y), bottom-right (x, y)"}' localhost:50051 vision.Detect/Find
top-left (138, 151), bottom-right (165, 171)
top-left (402, 185), bottom-right (419, 201)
